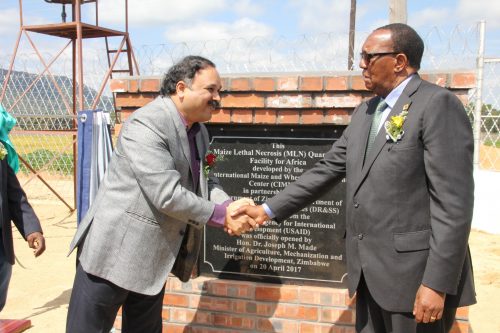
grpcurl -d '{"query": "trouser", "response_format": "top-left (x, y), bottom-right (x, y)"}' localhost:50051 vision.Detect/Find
top-left (0, 236), bottom-right (13, 312)
top-left (66, 263), bottom-right (164, 333)
top-left (356, 274), bottom-right (457, 333)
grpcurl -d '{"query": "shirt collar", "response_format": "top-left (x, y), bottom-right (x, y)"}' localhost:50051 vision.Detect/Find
top-left (383, 74), bottom-right (415, 109)
top-left (176, 110), bottom-right (200, 135)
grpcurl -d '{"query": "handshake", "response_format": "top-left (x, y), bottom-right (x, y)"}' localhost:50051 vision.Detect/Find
top-left (223, 198), bottom-right (270, 236)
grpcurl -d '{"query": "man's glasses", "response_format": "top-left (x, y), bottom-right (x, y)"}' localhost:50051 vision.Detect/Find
top-left (360, 51), bottom-right (399, 64)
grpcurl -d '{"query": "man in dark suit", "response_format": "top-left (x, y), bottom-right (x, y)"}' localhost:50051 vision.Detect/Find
top-left (66, 56), bottom-right (255, 333)
top-left (0, 149), bottom-right (45, 312)
top-left (233, 23), bottom-right (475, 333)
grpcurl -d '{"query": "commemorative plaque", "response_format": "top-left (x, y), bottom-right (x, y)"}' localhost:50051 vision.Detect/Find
top-left (200, 126), bottom-right (347, 286)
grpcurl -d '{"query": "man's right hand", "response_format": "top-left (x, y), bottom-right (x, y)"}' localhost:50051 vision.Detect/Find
top-left (224, 198), bottom-right (257, 236)
top-left (231, 205), bottom-right (269, 226)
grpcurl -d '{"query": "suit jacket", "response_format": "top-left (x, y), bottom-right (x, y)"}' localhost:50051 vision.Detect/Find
top-left (0, 159), bottom-right (42, 265)
top-left (266, 74), bottom-right (476, 312)
top-left (69, 96), bottom-right (229, 296)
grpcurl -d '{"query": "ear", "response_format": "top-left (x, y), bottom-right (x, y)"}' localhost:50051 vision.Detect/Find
top-left (394, 53), bottom-right (408, 73)
top-left (176, 81), bottom-right (188, 98)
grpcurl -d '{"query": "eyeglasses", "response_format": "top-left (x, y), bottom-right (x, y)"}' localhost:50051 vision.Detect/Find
top-left (360, 51), bottom-right (399, 64)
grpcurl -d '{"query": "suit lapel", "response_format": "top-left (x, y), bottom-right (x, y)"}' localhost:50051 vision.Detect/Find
top-left (354, 100), bottom-right (378, 179)
top-left (160, 97), bottom-right (193, 179)
top-left (362, 94), bottom-right (412, 170)
top-left (354, 75), bottom-right (422, 195)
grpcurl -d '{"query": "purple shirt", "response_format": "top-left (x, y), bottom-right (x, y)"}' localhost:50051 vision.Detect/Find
top-left (177, 112), bottom-right (228, 228)
top-left (186, 123), bottom-right (201, 191)
top-left (208, 199), bottom-right (231, 227)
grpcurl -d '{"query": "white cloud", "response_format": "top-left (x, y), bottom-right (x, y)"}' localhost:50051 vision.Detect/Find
top-left (232, 0), bottom-right (264, 17)
top-left (0, 8), bottom-right (20, 36)
top-left (163, 18), bottom-right (274, 43)
top-left (457, 0), bottom-right (500, 28)
top-left (289, 0), bottom-right (352, 34)
top-left (155, 19), bottom-right (275, 74)
top-left (409, 8), bottom-right (449, 29)
top-left (407, 0), bottom-right (500, 30)
top-left (97, 0), bottom-right (226, 25)
top-left (0, 6), bottom-right (67, 62)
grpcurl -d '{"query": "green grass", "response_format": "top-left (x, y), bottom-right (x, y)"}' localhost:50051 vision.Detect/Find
top-left (11, 134), bottom-right (75, 154)
top-left (484, 139), bottom-right (500, 148)
top-left (19, 149), bottom-right (74, 175)
top-left (10, 133), bottom-right (119, 176)
top-left (10, 134), bottom-right (75, 176)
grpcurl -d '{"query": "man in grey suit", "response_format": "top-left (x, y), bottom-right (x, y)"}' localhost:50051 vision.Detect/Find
top-left (66, 56), bottom-right (256, 333)
top-left (233, 24), bottom-right (475, 333)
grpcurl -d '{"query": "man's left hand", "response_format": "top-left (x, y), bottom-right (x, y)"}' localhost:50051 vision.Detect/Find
top-left (413, 284), bottom-right (446, 323)
top-left (27, 232), bottom-right (46, 257)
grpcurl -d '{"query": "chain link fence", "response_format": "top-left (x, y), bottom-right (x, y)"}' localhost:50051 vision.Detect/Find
top-left (0, 43), bottom-right (117, 207)
top-left (0, 23), bottom-right (498, 208)
top-left (477, 59), bottom-right (500, 170)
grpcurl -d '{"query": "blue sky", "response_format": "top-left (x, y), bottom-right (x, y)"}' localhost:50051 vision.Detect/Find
top-left (1, 0), bottom-right (499, 69)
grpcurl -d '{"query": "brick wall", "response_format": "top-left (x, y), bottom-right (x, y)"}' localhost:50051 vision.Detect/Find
top-left (110, 71), bottom-right (474, 131)
top-left (111, 71), bottom-right (475, 333)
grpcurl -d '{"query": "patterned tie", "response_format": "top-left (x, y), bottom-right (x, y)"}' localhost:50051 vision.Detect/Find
top-left (365, 99), bottom-right (387, 159)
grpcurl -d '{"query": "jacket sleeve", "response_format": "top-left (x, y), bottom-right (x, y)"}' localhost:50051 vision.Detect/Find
top-left (6, 162), bottom-right (42, 239)
top-left (265, 124), bottom-right (349, 222)
top-left (420, 88), bottom-right (474, 295)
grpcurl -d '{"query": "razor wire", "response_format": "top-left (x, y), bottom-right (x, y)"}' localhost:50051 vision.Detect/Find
top-left (0, 23), bottom-right (498, 181)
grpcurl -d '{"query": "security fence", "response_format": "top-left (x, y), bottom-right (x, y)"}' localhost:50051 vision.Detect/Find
top-left (481, 59), bottom-right (500, 169)
top-left (0, 23), bottom-right (498, 209)
top-left (463, 21), bottom-right (500, 171)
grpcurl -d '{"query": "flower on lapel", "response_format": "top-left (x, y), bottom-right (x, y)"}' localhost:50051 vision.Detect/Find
top-left (384, 103), bottom-right (410, 142)
top-left (203, 150), bottom-right (220, 177)
top-left (0, 142), bottom-right (7, 160)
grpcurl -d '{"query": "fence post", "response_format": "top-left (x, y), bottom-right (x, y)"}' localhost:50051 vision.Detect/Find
top-left (474, 20), bottom-right (485, 168)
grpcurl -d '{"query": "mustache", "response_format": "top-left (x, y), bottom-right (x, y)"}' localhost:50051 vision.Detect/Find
top-left (208, 100), bottom-right (220, 109)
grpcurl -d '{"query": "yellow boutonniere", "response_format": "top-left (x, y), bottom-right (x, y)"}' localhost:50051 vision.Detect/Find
top-left (384, 103), bottom-right (410, 142)
top-left (391, 114), bottom-right (405, 128)
top-left (0, 142), bottom-right (7, 160)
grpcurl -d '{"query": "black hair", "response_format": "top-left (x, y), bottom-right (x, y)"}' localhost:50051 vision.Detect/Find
top-left (160, 55), bottom-right (216, 96)
top-left (376, 23), bottom-right (424, 70)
